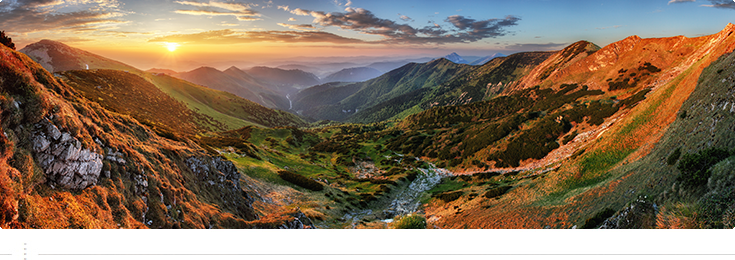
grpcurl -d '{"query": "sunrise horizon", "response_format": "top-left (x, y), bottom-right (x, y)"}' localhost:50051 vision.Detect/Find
top-left (3, 0), bottom-right (735, 71)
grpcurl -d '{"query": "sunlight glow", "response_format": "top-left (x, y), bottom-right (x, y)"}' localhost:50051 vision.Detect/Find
top-left (164, 42), bottom-right (180, 52)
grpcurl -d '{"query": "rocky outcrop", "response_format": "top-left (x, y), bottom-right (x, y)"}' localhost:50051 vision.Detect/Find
top-left (185, 156), bottom-right (257, 221)
top-left (185, 157), bottom-right (240, 190)
top-left (280, 211), bottom-right (313, 229)
top-left (32, 119), bottom-right (103, 190)
top-left (599, 195), bottom-right (657, 229)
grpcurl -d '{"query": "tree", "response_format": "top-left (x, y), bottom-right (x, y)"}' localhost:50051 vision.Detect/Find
top-left (1, 31), bottom-right (16, 50)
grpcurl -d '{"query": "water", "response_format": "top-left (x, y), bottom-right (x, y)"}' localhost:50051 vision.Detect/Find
top-left (341, 162), bottom-right (452, 226)
top-left (384, 163), bottom-right (451, 216)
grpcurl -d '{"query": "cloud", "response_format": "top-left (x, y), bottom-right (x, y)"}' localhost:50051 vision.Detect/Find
top-left (174, 0), bottom-right (261, 21)
top-left (278, 5), bottom-right (289, 11)
top-left (148, 29), bottom-right (365, 44)
top-left (443, 15), bottom-right (521, 41)
top-left (290, 8), bottom-right (311, 16)
top-left (333, 0), bottom-right (352, 6)
top-left (288, 17), bottom-right (296, 21)
top-left (0, 0), bottom-right (127, 34)
top-left (54, 37), bottom-right (94, 43)
top-left (668, 0), bottom-right (695, 4)
top-left (296, 7), bottom-right (520, 44)
top-left (701, 0), bottom-right (735, 9)
top-left (277, 23), bottom-right (316, 31)
top-left (399, 14), bottom-right (413, 22)
top-left (219, 22), bottom-right (239, 27)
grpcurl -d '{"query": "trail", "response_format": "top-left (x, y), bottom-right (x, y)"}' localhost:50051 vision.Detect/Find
top-left (286, 94), bottom-right (293, 110)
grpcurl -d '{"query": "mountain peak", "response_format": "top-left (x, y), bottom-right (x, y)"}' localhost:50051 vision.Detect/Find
top-left (444, 52), bottom-right (469, 64)
top-left (717, 23), bottom-right (735, 37)
top-left (191, 66), bottom-right (222, 73)
top-left (224, 66), bottom-right (244, 72)
top-left (20, 39), bottom-right (139, 73)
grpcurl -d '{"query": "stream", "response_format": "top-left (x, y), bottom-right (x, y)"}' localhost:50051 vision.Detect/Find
top-left (342, 162), bottom-right (453, 226)
top-left (286, 94), bottom-right (292, 110)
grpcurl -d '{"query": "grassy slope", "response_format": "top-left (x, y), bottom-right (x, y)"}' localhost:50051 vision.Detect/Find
top-left (295, 59), bottom-right (475, 122)
top-left (21, 40), bottom-right (306, 131)
top-left (0, 44), bottom-right (281, 229)
top-left (347, 50), bottom-right (560, 124)
top-left (423, 24), bottom-right (735, 228)
top-left (144, 73), bottom-right (306, 130)
top-left (59, 69), bottom-right (201, 136)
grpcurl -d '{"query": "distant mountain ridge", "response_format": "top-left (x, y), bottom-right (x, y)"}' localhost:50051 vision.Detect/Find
top-left (18, 39), bottom-right (306, 130)
top-left (443, 52), bottom-right (470, 64)
top-left (246, 66), bottom-right (321, 89)
top-left (470, 53), bottom-right (506, 65)
top-left (292, 58), bottom-right (475, 121)
top-left (323, 67), bottom-right (382, 83)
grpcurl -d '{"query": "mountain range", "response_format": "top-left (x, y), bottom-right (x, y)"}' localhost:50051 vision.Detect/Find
top-left (2, 24), bottom-right (735, 229)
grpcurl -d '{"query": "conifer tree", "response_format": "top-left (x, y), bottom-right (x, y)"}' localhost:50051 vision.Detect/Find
top-left (0, 31), bottom-right (16, 50)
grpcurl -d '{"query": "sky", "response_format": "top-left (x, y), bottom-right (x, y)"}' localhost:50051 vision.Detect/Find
top-left (1, 0), bottom-right (735, 70)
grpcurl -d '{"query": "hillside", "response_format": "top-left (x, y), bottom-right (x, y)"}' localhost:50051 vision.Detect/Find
top-left (59, 69), bottom-right (201, 136)
top-left (470, 53), bottom-right (506, 65)
top-left (177, 66), bottom-right (288, 109)
top-left (366, 58), bottom-right (433, 73)
top-left (0, 43), bottom-right (311, 229)
top-left (246, 66), bottom-right (321, 90)
top-left (323, 67), bottom-right (383, 83)
top-left (20, 40), bottom-right (140, 73)
top-left (18, 40), bottom-right (306, 130)
top-left (141, 72), bottom-right (306, 130)
top-left (347, 50), bottom-right (559, 123)
top-left (293, 58), bottom-right (475, 121)
top-left (444, 52), bottom-right (470, 64)
top-left (4, 24), bottom-right (735, 230)
top-left (420, 24), bottom-right (735, 228)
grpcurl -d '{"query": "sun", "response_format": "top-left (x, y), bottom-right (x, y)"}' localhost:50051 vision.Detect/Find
top-left (164, 42), bottom-right (180, 52)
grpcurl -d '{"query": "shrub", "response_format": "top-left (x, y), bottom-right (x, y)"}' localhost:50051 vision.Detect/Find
top-left (723, 206), bottom-right (735, 229)
top-left (276, 170), bottom-right (324, 191)
top-left (392, 214), bottom-right (426, 229)
top-left (667, 147), bottom-right (681, 165)
top-left (474, 171), bottom-right (501, 180)
top-left (433, 191), bottom-right (463, 203)
top-left (677, 148), bottom-right (730, 188)
top-left (696, 190), bottom-right (735, 228)
top-left (483, 186), bottom-right (512, 199)
top-left (580, 208), bottom-right (616, 229)
top-left (0, 31), bottom-right (15, 50)
top-left (562, 131), bottom-right (578, 145)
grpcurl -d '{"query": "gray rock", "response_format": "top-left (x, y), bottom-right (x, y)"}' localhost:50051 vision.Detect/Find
top-left (46, 122), bottom-right (62, 140)
top-left (32, 134), bottom-right (50, 152)
top-left (32, 119), bottom-right (103, 190)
